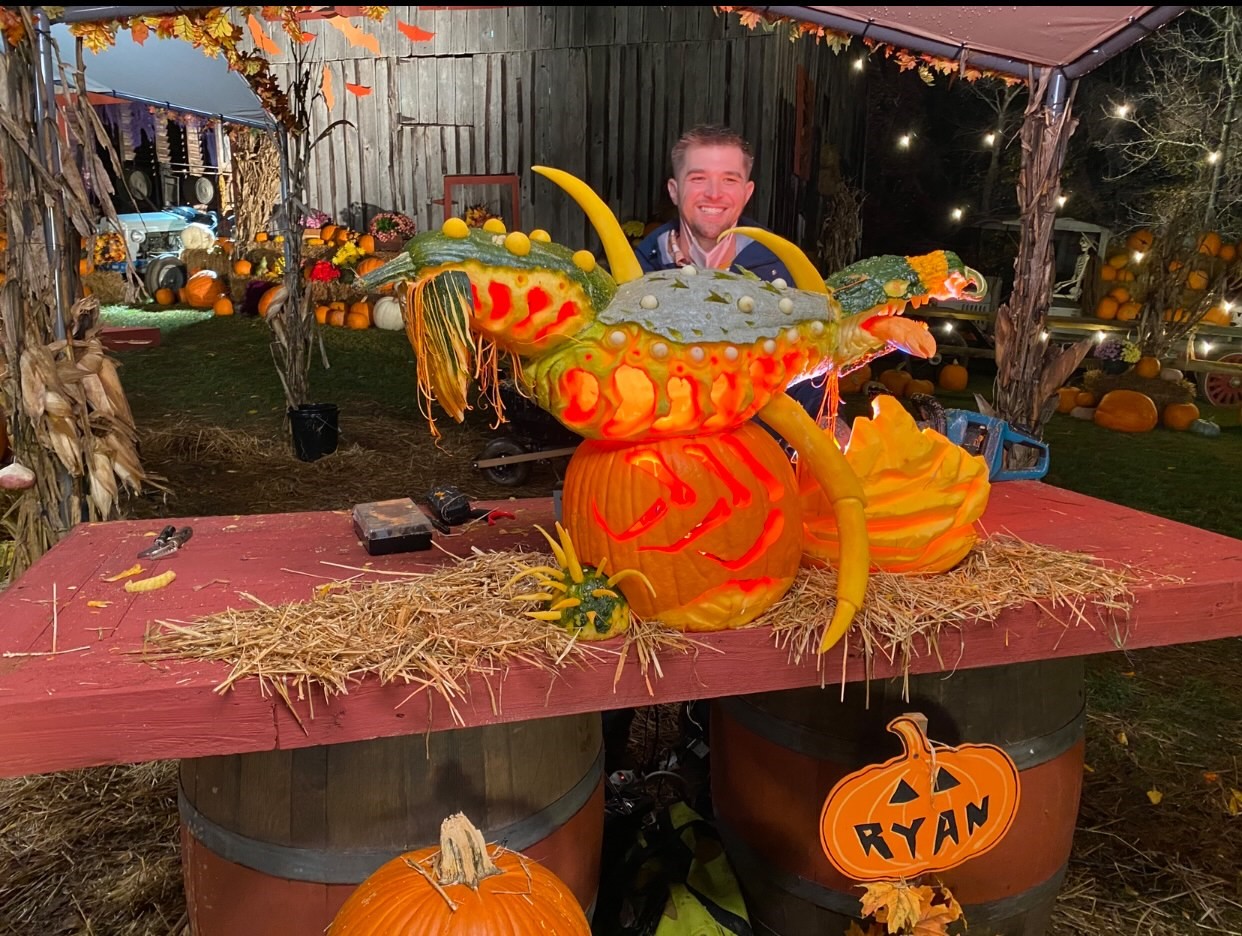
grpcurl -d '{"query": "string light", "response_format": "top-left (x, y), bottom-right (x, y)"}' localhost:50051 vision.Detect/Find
top-left (1039, 330), bottom-right (1050, 342)
top-left (950, 207), bottom-right (964, 221)
top-left (853, 57), bottom-right (865, 71)
top-left (1224, 300), bottom-right (1234, 312)
top-left (983, 131), bottom-right (996, 147)
top-left (1202, 341), bottom-right (1215, 355)
top-left (1094, 331), bottom-right (1107, 342)
top-left (942, 322), bottom-right (955, 334)
top-left (1132, 251), bottom-right (1145, 263)
top-left (898, 133), bottom-right (913, 149)
top-left (1207, 151), bottom-right (1221, 164)
top-left (1114, 103), bottom-right (1131, 118)
top-left (1056, 194), bottom-right (1068, 208)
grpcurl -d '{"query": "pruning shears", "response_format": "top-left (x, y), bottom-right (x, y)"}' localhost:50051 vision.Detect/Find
top-left (137, 525), bottom-right (194, 560)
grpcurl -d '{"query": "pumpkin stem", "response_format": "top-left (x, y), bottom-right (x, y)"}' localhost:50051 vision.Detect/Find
top-left (435, 813), bottom-right (503, 889)
top-left (888, 712), bottom-right (934, 758)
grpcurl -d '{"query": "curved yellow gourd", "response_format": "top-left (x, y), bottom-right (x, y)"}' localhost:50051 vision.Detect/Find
top-left (757, 393), bottom-right (868, 652)
top-left (722, 226), bottom-right (828, 294)
top-left (532, 166), bottom-right (644, 285)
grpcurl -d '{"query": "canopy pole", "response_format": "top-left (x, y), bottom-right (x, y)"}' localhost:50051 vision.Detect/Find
top-left (32, 7), bottom-right (67, 342)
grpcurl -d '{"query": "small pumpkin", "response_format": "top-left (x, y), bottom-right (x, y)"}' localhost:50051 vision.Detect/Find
top-left (327, 305), bottom-right (348, 327)
top-left (213, 297), bottom-right (234, 317)
top-left (1186, 269), bottom-right (1209, 291)
top-left (372, 296), bottom-right (404, 331)
top-left (937, 362), bottom-right (968, 392)
top-left (1198, 231), bottom-right (1222, 256)
top-left (233, 259), bottom-right (253, 276)
top-left (154, 287), bottom-right (175, 305)
top-left (1074, 390), bottom-right (1096, 408)
top-left (1125, 228), bottom-right (1154, 251)
top-left (838, 363), bottom-right (872, 395)
top-left (1162, 402), bottom-right (1200, 431)
top-left (255, 231), bottom-right (269, 243)
top-left (1202, 306), bottom-right (1232, 326)
top-left (314, 304), bottom-right (330, 325)
top-left (1116, 300), bottom-right (1141, 321)
top-left (1133, 356), bottom-right (1162, 379)
top-left (320, 224), bottom-right (338, 242)
top-left (345, 300), bottom-right (372, 329)
top-left (355, 257), bottom-right (385, 277)
top-left (1094, 297), bottom-right (1119, 320)
top-left (258, 285), bottom-right (288, 318)
top-left (903, 378), bottom-right (936, 398)
top-left (878, 369), bottom-right (911, 395)
top-left (357, 233), bottom-right (376, 254)
top-left (1056, 387), bottom-right (1079, 414)
top-left (1093, 389), bottom-right (1158, 433)
top-left (819, 713), bottom-right (1020, 881)
top-left (328, 813), bottom-right (590, 936)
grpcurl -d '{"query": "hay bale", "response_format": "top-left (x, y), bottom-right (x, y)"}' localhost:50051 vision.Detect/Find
top-left (181, 247), bottom-right (232, 278)
top-left (1082, 369), bottom-right (1196, 407)
top-left (82, 268), bottom-right (128, 304)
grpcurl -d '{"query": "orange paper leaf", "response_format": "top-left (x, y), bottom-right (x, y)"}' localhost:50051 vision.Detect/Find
top-left (397, 19), bottom-right (435, 42)
top-left (324, 15), bottom-right (381, 55)
top-left (246, 13), bottom-right (281, 55)
top-left (321, 66), bottom-right (335, 110)
top-left (345, 82), bottom-right (372, 97)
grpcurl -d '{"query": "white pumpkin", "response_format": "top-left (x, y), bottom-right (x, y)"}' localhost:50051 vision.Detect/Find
top-left (1159, 367), bottom-right (1184, 381)
top-left (179, 223), bottom-right (216, 252)
top-left (372, 296), bottom-right (404, 331)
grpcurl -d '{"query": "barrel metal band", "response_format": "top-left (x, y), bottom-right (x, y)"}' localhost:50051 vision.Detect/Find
top-left (719, 821), bottom-right (1068, 927)
top-left (718, 697), bottom-right (1085, 770)
top-left (178, 746), bottom-right (603, 884)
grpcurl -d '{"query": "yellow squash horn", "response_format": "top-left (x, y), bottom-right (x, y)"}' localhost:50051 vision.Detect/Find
top-left (723, 227), bottom-right (827, 294)
top-left (532, 166), bottom-right (644, 285)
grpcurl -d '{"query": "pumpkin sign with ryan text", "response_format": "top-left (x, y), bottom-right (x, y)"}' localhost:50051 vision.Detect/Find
top-left (819, 713), bottom-right (1020, 881)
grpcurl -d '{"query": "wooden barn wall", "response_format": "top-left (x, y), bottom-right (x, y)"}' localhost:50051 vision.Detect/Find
top-left (260, 7), bottom-right (864, 255)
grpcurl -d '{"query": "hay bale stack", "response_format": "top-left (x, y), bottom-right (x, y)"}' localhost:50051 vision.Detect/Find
top-left (181, 247), bottom-right (232, 279)
top-left (82, 268), bottom-right (128, 305)
top-left (1081, 369), bottom-right (1196, 407)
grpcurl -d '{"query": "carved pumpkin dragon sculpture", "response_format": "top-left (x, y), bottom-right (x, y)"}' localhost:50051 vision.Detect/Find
top-left (359, 167), bottom-right (986, 653)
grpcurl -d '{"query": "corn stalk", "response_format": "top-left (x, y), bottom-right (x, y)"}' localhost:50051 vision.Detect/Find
top-left (227, 127), bottom-right (281, 245)
top-left (266, 35), bottom-right (351, 414)
top-left (0, 12), bottom-right (151, 578)
top-left (991, 72), bottom-right (1094, 444)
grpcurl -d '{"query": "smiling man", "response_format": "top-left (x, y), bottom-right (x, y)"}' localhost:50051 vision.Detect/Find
top-left (634, 124), bottom-right (792, 282)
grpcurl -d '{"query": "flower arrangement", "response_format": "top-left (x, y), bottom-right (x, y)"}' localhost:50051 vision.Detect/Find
top-left (368, 211), bottom-right (416, 242)
top-left (332, 240), bottom-right (365, 268)
top-left (301, 208), bottom-right (333, 232)
top-left (1096, 338), bottom-right (1141, 364)
top-left (307, 260), bottom-right (340, 283)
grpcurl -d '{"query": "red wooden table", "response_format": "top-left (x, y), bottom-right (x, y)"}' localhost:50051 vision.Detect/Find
top-left (1, 481), bottom-right (1240, 780)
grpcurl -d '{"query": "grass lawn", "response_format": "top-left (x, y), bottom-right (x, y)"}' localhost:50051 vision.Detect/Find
top-left (4, 303), bottom-right (1238, 935)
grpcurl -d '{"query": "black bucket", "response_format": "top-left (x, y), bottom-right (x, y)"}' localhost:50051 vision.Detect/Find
top-left (289, 403), bottom-right (339, 462)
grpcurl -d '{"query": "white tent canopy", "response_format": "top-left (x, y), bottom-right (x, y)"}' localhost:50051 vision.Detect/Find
top-left (49, 22), bottom-right (273, 129)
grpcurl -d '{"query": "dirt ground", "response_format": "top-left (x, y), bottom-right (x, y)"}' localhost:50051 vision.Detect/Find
top-left (1, 410), bottom-right (1239, 935)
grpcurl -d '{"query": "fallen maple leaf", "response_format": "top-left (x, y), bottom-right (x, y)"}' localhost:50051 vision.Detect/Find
top-left (86, 600), bottom-right (111, 609)
top-left (1225, 788), bottom-right (1242, 817)
top-left (1117, 730), bottom-right (1129, 746)
top-left (1203, 771), bottom-right (1219, 784)
top-left (1146, 787), bottom-right (1164, 805)
top-left (859, 881), bottom-right (931, 934)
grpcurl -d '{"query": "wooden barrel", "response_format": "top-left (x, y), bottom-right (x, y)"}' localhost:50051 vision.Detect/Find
top-left (180, 714), bottom-right (603, 935)
top-left (711, 659), bottom-right (1084, 936)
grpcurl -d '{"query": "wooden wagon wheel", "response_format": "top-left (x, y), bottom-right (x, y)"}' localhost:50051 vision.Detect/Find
top-left (1199, 351), bottom-right (1242, 407)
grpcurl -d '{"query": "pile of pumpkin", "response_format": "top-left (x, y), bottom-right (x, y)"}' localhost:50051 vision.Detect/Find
top-left (313, 293), bottom-right (405, 331)
top-left (1057, 355), bottom-right (1207, 433)
top-left (839, 361), bottom-right (971, 397)
top-left (1093, 228), bottom-right (1237, 326)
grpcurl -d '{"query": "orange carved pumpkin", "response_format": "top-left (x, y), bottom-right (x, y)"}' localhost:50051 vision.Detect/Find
top-left (801, 396), bottom-right (990, 574)
top-left (329, 813), bottom-right (590, 936)
top-left (819, 713), bottom-right (1020, 882)
top-left (562, 422), bottom-right (803, 632)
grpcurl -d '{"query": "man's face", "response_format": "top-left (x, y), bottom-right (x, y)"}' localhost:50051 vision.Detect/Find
top-left (668, 144), bottom-right (755, 248)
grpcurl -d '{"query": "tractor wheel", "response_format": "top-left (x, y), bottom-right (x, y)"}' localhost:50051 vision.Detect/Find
top-left (479, 436), bottom-right (532, 487)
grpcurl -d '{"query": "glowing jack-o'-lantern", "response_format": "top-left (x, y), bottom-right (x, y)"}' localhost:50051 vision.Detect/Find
top-left (801, 395), bottom-right (991, 573)
top-left (819, 713), bottom-right (1020, 882)
top-left (562, 422), bottom-right (803, 632)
